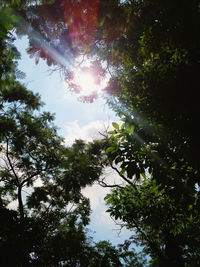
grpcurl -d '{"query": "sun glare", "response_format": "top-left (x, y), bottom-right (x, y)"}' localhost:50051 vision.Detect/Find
top-left (74, 71), bottom-right (98, 95)
top-left (67, 57), bottom-right (109, 102)
top-left (72, 66), bottom-right (108, 97)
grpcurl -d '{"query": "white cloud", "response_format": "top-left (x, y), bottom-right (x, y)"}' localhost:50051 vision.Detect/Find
top-left (82, 183), bottom-right (110, 210)
top-left (7, 200), bottom-right (18, 210)
top-left (99, 204), bottom-right (116, 227)
top-left (82, 167), bottom-right (124, 227)
top-left (64, 120), bottom-right (110, 145)
top-left (63, 118), bottom-right (123, 146)
top-left (64, 119), bottom-right (127, 231)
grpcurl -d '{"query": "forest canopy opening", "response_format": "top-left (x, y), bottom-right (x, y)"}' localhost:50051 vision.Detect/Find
top-left (1, 0), bottom-right (200, 266)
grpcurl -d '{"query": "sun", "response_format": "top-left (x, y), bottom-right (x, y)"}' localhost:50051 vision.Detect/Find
top-left (69, 59), bottom-right (109, 99)
top-left (73, 70), bottom-right (98, 96)
top-left (67, 59), bottom-right (109, 102)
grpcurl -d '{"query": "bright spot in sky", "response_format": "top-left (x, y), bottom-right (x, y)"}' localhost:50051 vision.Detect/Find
top-left (74, 71), bottom-right (98, 95)
top-left (72, 61), bottom-right (108, 97)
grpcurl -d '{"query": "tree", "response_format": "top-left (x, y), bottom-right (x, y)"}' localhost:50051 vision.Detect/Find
top-left (0, 90), bottom-right (108, 265)
top-left (43, 0), bottom-right (200, 264)
top-left (3, 0), bottom-right (200, 265)
top-left (0, 5), bottom-right (124, 265)
top-left (91, 2), bottom-right (200, 264)
top-left (99, 113), bottom-right (199, 265)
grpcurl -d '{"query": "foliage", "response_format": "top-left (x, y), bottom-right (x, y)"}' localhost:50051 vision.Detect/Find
top-left (0, 11), bottom-right (138, 264)
top-left (1, 0), bottom-right (200, 265)
top-left (95, 1), bottom-right (200, 265)
top-left (0, 4), bottom-right (128, 265)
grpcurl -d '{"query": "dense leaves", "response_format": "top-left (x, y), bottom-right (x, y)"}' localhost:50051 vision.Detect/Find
top-left (0, 4), bottom-right (128, 265)
top-left (98, 1), bottom-right (200, 265)
top-left (1, 0), bottom-right (200, 265)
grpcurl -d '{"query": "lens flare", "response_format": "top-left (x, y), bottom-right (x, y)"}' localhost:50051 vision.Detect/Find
top-left (60, 0), bottom-right (99, 49)
top-left (74, 71), bottom-right (97, 95)
top-left (72, 65), bottom-right (107, 97)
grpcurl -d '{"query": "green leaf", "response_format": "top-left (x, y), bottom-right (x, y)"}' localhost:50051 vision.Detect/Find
top-left (121, 123), bottom-right (125, 129)
top-left (107, 130), bottom-right (116, 135)
top-left (112, 122), bottom-right (119, 130)
top-left (129, 125), bottom-right (135, 135)
top-left (105, 146), bottom-right (116, 154)
top-left (115, 156), bottom-right (123, 164)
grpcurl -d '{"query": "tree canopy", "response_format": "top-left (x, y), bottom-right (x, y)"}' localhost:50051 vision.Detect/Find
top-left (1, 0), bottom-right (200, 266)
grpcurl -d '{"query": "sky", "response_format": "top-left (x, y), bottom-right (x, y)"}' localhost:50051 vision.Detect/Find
top-left (14, 36), bottom-right (131, 246)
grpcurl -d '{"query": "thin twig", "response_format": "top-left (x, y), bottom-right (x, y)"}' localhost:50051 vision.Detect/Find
top-left (98, 177), bottom-right (123, 188)
top-left (5, 137), bottom-right (19, 186)
top-left (109, 160), bottom-right (136, 187)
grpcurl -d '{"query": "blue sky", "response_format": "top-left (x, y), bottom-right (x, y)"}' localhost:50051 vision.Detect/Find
top-left (14, 36), bottom-right (116, 132)
top-left (15, 36), bottom-right (131, 246)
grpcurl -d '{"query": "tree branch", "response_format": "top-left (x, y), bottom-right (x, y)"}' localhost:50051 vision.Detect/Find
top-left (21, 171), bottom-right (40, 187)
top-left (98, 177), bottom-right (123, 188)
top-left (5, 137), bottom-right (19, 186)
top-left (109, 160), bottom-right (136, 187)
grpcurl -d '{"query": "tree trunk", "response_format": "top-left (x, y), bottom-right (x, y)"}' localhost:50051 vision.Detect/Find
top-left (165, 233), bottom-right (185, 267)
top-left (17, 186), bottom-right (29, 267)
top-left (18, 185), bottom-right (24, 222)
